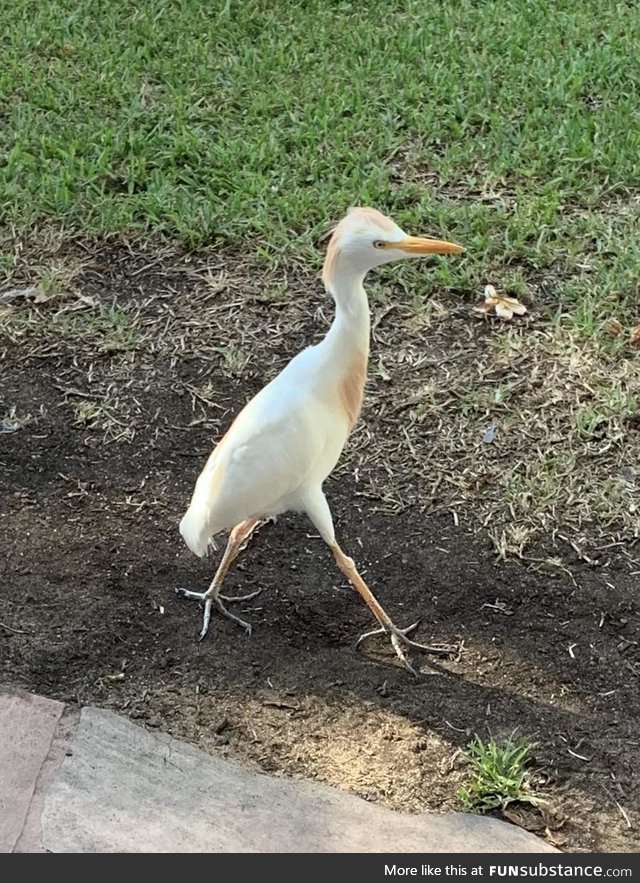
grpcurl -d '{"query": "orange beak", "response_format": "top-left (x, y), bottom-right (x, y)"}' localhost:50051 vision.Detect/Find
top-left (396, 235), bottom-right (464, 255)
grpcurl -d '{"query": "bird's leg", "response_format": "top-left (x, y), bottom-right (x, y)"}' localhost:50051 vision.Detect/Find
top-left (176, 517), bottom-right (265, 639)
top-left (331, 543), bottom-right (454, 676)
top-left (218, 517), bottom-right (269, 602)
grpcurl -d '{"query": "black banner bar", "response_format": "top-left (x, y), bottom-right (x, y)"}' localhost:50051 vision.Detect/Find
top-left (3, 853), bottom-right (640, 876)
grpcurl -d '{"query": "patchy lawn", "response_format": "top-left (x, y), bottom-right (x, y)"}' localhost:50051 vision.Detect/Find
top-left (1, 240), bottom-right (639, 853)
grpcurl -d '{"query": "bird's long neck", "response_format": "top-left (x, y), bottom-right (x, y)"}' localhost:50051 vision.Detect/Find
top-left (323, 260), bottom-right (370, 359)
top-left (320, 253), bottom-right (370, 429)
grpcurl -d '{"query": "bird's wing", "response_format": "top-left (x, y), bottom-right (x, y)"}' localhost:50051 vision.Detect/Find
top-left (180, 349), bottom-right (344, 555)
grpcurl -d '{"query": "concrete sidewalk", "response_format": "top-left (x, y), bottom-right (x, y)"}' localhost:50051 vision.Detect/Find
top-left (0, 689), bottom-right (558, 853)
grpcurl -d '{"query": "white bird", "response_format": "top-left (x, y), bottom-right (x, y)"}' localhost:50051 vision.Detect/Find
top-left (177, 207), bottom-right (464, 674)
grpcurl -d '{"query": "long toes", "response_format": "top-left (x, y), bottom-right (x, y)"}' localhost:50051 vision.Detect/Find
top-left (390, 634), bottom-right (419, 677)
top-left (399, 621), bottom-right (420, 637)
top-left (402, 639), bottom-right (456, 658)
top-left (390, 623), bottom-right (456, 658)
top-left (355, 625), bottom-right (385, 648)
top-left (225, 618), bottom-right (253, 637)
top-left (355, 621), bottom-right (454, 671)
top-left (213, 598), bottom-right (254, 636)
top-left (175, 588), bottom-right (204, 602)
top-left (197, 617), bottom-right (211, 642)
top-left (219, 588), bottom-right (262, 603)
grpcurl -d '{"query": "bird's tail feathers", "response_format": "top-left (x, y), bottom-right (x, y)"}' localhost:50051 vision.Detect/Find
top-left (179, 502), bottom-right (213, 558)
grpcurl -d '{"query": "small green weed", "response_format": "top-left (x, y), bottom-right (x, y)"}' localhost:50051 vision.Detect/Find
top-left (458, 733), bottom-right (543, 814)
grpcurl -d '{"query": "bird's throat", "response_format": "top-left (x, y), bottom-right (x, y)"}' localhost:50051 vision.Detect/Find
top-left (325, 267), bottom-right (370, 361)
top-left (320, 265), bottom-right (370, 436)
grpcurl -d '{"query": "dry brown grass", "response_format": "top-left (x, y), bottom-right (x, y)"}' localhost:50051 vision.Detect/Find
top-left (1, 232), bottom-right (639, 568)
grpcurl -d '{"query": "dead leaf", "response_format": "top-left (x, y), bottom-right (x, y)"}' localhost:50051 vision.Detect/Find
top-left (629, 325), bottom-right (640, 346)
top-left (605, 318), bottom-right (624, 337)
top-left (473, 285), bottom-right (528, 321)
top-left (541, 805), bottom-right (567, 830)
top-left (545, 827), bottom-right (567, 848)
top-left (502, 804), bottom-right (544, 832)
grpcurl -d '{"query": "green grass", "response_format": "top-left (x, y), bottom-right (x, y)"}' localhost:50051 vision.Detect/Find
top-left (55, 302), bottom-right (143, 352)
top-left (1, 0), bottom-right (639, 317)
top-left (2, 0), bottom-right (639, 549)
top-left (458, 733), bottom-right (543, 814)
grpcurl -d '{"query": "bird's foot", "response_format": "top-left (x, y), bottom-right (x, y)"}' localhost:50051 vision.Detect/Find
top-left (175, 588), bottom-right (254, 639)
top-left (356, 620), bottom-right (456, 677)
top-left (219, 588), bottom-right (262, 603)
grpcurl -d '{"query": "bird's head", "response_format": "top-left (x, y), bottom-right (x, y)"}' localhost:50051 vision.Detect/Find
top-left (322, 206), bottom-right (464, 290)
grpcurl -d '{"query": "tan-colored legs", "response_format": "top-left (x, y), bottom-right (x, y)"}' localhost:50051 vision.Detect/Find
top-left (212, 517), bottom-right (263, 601)
top-left (332, 544), bottom-right (393, 627)
top-left (176, 517), bottom-right (265, 638)
top-left (331, 542), bottom-right (453, 675)
top-left (177, 500), bottom-right (452, 674)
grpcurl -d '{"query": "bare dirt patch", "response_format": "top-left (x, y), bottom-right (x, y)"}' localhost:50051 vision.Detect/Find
top-left (1, 237), bottom-right (639, 852)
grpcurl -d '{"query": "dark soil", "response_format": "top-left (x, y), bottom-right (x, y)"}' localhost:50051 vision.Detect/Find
top-left (1, 240), bottom-right (638, 853)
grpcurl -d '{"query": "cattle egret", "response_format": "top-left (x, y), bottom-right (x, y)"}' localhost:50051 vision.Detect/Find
top-left (177, 207), bottom-right (464, 674)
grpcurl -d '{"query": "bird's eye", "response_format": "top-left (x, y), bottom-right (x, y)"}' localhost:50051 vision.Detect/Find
top-left (373, 240), bottom-right (386, 249)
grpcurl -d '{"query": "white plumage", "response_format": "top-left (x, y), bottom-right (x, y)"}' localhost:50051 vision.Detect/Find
top-left (177, 206), bottom-right (463, 674)
top-left (179, 347), bottom-right (346, 556)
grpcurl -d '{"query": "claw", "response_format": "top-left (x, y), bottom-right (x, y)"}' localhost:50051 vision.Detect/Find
top-left (390, 632), bottom-right (419, 677)
top-left (356, 620), bottom-right (457, 675)
top-left (176, 587), bottom-right (254, 638)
